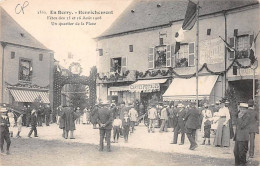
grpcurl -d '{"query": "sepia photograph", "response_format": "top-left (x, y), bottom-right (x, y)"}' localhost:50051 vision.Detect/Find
top-left (0, 0), bottom-right (259, 166)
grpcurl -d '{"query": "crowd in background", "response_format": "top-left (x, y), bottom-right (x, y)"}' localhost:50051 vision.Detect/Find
top-left (0, 97), bottom-right (259, 166)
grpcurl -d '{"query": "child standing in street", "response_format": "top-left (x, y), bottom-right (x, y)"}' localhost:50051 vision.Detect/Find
top-left (16, 114), bottom-right (23, 138)
top-left (112, 115), bottom-right (122, 143)
top-left (122, 114), bottom-right (130, 143)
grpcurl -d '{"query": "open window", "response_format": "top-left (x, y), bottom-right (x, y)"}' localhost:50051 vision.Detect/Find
top-left (19, 58), bottom-right (32, 82)
top-left (110, 57), bottom-right (127, 74)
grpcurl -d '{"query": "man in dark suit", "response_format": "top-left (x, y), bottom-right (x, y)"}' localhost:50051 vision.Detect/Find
top-left (0, 107), bottom-right (11, 155)
top-left (233, 103), bottom-right (251, 166)
top-left (171, 103), bottom-right (186, 145)
top-left (44, 104), bottom-right (52, 126)
top-left (184, 102), bottom-right (200, 150)
top-left (28, 109), bottom-right (38, 138)
top-left (247, 99), bottom-right (259, 158)
top-left (97, 102), bottom-right (113, 152)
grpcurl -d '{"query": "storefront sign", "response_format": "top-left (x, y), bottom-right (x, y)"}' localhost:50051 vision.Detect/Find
top-left (129, 83), bottom-right (160, 93)
top-left (199, 38), bottom-right (225, 65)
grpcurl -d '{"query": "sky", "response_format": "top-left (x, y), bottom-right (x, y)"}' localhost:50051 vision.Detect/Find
top-left (0, 0), bottom-right (132, 75)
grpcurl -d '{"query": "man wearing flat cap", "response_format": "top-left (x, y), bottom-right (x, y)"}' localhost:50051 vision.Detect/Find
top-left (233, 103), bottom-right (251, 166)
top-left (247, 99), bottom-right (259, 158)
top-left (97, 102), bottom-right (113, 152)
top-left (0, 107), bottom-right (11, 155)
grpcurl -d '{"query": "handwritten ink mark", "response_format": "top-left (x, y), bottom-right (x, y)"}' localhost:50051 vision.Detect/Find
top-left (15, 1), bottom-right (29, 14)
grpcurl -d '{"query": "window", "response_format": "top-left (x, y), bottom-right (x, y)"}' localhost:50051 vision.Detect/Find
top-left (99, 49), bottom-right (103, 56)
top-left (175, 43), bottom-right (195, 67)
top-left (176, 44), bottom-right (188, 67)
top-left (11, 52), bottom-right (15, 59)
top-left (110, 57), bottom-right (127, 74)
top-left (159, 38), bottom-right (164, 45)
top-left (39, 54), bottom-right (43, 61)
top-left (19, 59), bottom-right (32, 82)
top-left (207, 29), bottom-right (211, 35)
top-left (229, 33), bottom-right (254, 59)
top-left (129, 45), bottom-right (133, 52)
top-left (155, 46), bottom-right (166, 68)
top-left (237, 35), bottom-right (250, 59)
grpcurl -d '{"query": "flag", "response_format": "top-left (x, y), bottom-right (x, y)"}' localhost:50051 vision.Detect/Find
top-left (249, 31), bottom-right (260, 64)
top-left (175, 0), bottom-right (198, 54)
top-left (219, 36), bottom-right (235, 52)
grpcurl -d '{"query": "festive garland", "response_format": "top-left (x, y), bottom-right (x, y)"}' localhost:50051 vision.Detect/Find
top-left (96, 53), bottom-right (256, 81)
top-left (97, 70), bottom-right (130, 81)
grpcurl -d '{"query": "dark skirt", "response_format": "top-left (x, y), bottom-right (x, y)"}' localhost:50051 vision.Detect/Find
top-left (204, 125), bottom-right (211, 138)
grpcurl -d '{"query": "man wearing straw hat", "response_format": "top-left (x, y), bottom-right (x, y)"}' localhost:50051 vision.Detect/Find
top-left (171, 103), bottom-right (186, 145)
top-left (233, 103), bottom-right (251, 166)
top-left (0, 106), bottom-right (11, 155)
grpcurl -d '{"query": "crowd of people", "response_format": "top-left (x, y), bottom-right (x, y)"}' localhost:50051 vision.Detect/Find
top-left (0, 98), bottom-right (259, 166)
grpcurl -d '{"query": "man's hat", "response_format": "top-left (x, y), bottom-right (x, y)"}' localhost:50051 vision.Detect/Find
top-left (225, 100), bottom-right (230, 104)
top-left (177, 103), bottom-right (184, 108)
top-left (0, 107), bottom-right (8, 113)
top-left (248, 99), bottom-right (254, 107)
top-left (239, 103), bottom-right (248, 108)
top-left (215, 101), bottom-right (220, 105)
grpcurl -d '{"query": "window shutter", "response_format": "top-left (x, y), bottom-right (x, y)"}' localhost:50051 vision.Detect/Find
top-left (121, 57), bottom-right (127, 74)
top-left (148, 47), bottom-right (154, 69)
top-left (166, 45), bottom-right (172, 67)
top-left (229, 37), bottom-right (235, 59)
top-left (250, 34), bottom-right (254, 46)
top-left (110, 59), bottom-right (114, 72)
top-left (171, 44), bottom-right (175, 67)
top-left (188, 42), bottom-right (195, 66)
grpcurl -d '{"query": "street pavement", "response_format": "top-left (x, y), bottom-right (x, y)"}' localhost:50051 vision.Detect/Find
top-left (2, 122), bottom-right (259, 165)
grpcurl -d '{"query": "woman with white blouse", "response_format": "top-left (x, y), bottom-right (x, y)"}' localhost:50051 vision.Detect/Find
top-left (214, 101), bottom-right (231, 147)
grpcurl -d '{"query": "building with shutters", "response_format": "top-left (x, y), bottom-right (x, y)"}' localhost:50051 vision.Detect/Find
top-left (95, 0), bottom-right (259, 106)
top-left (0, 8), bottom-right (54, 108)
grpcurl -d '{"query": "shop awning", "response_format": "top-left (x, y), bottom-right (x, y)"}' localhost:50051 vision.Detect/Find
top-left (163, 75), bottom-right (218, 101)
top-left (129, 78), bottom-right (167, 93)
top-left (108, 86), bottom-right (130, 92)
top-left (10, 89), bottom-right (50, 103)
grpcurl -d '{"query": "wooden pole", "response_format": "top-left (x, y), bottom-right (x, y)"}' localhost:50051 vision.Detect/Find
top-left (196, 2), bottom-right (199, 108)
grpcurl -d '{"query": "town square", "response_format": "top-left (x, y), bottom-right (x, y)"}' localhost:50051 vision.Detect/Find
top-left (0, 0), bottom-right (259, 166)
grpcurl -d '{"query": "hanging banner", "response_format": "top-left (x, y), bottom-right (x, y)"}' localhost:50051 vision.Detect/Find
top-left (199, 38), bottom-right (225, 65)
top-left (129, 83), bottom-right (160, 93)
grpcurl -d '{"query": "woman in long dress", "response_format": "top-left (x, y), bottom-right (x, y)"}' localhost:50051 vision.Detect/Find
top-left (214, 101), bottom-right (230, 147)
top-left (82, 108), bottom-right (87, 124)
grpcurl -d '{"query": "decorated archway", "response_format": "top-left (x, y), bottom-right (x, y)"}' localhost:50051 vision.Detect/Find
top-left (53, 63), bottom-right (96, 115)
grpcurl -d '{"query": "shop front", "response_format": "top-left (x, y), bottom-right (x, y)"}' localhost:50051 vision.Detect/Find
top-left (129, 78), bottom-right (169, 106)
top-left (163, 75), bottom-right (221, 104)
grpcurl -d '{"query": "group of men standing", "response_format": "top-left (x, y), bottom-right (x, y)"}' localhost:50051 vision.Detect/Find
top-left (22, 104), bottom-right (52, 127)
